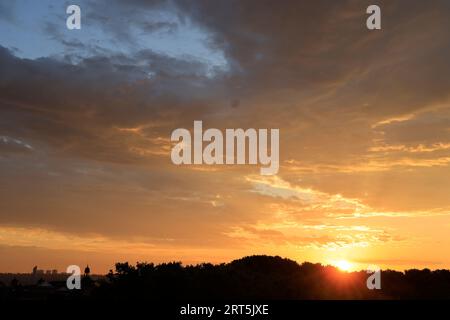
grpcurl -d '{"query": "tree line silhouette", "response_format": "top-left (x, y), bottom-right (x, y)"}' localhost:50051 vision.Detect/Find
top-left (90, 255), bottom-right (450, 300)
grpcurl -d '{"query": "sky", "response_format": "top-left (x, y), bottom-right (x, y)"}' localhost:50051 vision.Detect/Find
top-left (1, 0), bottom-right (450, 273)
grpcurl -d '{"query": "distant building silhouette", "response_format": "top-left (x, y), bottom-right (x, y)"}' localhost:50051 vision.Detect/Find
top-left (32, 265), bottom-right (44, 277)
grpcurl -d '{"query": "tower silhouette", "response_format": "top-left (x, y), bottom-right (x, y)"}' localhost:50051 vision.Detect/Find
top-left (84, 265), bottom-right (90, 276)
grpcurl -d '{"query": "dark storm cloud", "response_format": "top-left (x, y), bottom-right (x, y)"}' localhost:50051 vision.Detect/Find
top-left (213, 0), bottom-right (450, 168)
top-left (1, 0), bottom-right (449, 173)
top-left (1, 0), bottom-right (449, 192)
top-left (173, 0), bottom-right (450, 118)
top-left (0, 45), bottom-right (229, 163)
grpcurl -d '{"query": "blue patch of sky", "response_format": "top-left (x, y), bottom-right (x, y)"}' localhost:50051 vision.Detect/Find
top-left (0, 0), bottom-right (228, 74)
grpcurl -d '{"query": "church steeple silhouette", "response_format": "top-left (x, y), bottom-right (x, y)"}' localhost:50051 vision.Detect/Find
top-left (84, 264), bottom-right (90, 276)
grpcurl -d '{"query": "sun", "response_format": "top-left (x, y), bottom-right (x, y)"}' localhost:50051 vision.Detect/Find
top-left (334, 260), bottom-right (353, 272)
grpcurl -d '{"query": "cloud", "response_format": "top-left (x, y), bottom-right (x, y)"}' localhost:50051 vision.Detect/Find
top-left (0, 135), bottom-right (33, 153)
top-left (0, 45), bottom-right (229, 164)
top-left (246, 175), bottom-right (367, 213)
top-left (245, 175), bottom-right (450, 219)
top-left (224, 220), bottom-right (402, 251)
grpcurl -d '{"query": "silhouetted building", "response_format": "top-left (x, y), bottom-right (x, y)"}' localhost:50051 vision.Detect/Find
top-left (32, 266), bottom-right (44, 277)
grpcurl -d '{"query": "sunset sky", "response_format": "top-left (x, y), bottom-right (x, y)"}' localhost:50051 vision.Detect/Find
top-left (1, 0), bottom-right (450, 273)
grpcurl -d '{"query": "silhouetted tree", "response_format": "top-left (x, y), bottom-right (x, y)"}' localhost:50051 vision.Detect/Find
top-left (90, 255), bottom-right (450, 300)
